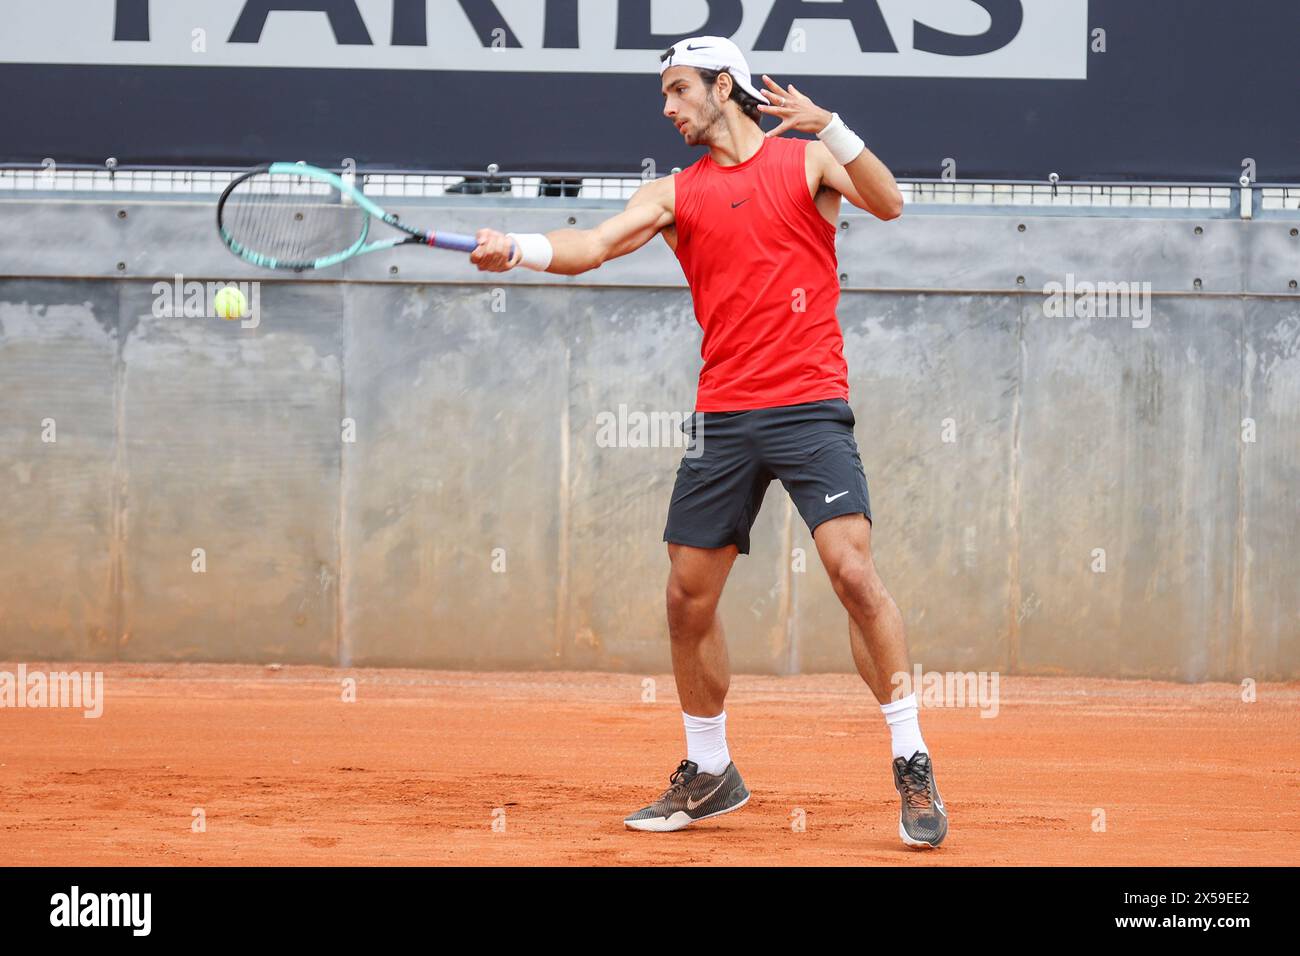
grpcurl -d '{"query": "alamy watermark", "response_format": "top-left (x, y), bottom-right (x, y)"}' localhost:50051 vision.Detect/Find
top-left (595, 404), bottom-right (704, 458)
top-left (50, 886), bottom-right (150, 936)
top-left (891, 665), bottom-right (999, 718)
top-left (1043, 273), bottom-right (1152, 329)
top-left (0, 665), bottom-right (104, 718)
top-left (152, 274), bottom-right (261, 328)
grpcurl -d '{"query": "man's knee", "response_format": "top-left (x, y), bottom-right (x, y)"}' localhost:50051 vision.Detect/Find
top-left (665, 544), bottom-right (735, 632)
top-left (666, 575), bottom-right (720, 628)
top-left (828, 556), bottom-right (889, 618)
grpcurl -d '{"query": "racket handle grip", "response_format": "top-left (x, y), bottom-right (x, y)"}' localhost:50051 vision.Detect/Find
top-left (429, 231), bottom-right (518, 262)
top-left (428, 231), bottom-right (479, 253)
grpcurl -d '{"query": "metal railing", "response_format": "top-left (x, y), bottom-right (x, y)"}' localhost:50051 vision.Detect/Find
top-left (1, 162), bottom-right (1296, 211)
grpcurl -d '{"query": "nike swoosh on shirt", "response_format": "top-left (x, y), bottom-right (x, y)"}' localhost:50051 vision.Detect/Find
top-left (731, 198), bottom-right (750, 208)
top-left (686, 779), bottom-right (727, 810)
top-left (825, 491), bottom-right (849, 503)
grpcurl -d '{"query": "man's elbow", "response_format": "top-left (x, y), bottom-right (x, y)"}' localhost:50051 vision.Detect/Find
top-left (874, 190), bottom-right (904, 221)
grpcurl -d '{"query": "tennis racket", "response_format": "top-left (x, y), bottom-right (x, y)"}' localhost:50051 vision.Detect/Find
top-left (216, 162), bottom-right (513, 272)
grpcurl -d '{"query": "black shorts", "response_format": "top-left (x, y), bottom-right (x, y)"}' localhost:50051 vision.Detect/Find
top-left (663, 398), bottom-right (872, 555)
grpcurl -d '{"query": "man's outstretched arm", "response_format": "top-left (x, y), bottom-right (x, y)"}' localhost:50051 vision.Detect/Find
top-left (470, 177), bottom-right (675, 274)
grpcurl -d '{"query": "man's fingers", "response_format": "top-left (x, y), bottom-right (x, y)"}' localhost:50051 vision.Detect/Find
top-left (469, 230), bottom-right (517, 271)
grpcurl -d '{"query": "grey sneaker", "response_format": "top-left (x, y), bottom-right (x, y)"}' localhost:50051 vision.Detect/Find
top-left (624, 759), bottom-right (750, 832)
top-left (892, 751), bottom-right (948, 848)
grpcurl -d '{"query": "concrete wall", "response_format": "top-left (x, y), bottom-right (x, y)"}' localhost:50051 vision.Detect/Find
top-left (2, 194), bottom-right (1297, 680)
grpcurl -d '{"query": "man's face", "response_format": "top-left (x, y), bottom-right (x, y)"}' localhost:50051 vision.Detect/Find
top-left (661, 66), bottom-right (725, 147)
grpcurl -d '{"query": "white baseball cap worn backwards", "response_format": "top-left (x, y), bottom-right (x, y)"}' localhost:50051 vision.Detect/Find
top-left (658, 35), bottom-right (770, 104)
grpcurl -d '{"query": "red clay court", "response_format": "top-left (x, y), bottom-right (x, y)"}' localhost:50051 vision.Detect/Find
top-left (3, 663), bottom-right (1296, 866)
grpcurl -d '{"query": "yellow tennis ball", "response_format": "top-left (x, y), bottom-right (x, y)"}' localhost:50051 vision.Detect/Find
top-left (213, 286), bottom-right (248, 320)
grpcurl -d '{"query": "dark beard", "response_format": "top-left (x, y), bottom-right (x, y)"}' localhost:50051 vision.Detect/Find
top-left (690, 97), bottom-right (726, 146)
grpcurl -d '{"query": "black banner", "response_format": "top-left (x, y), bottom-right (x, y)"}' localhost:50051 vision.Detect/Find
top-left (0, 866), bottom-right (1281, 941)
top-left (2, 0), bottom-right (1298, 182)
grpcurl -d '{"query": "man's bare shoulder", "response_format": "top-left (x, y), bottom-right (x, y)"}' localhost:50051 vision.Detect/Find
top-left (629, 173), bottom-right (676, 217)
top-left (803, 139), bottom-right (836, 183)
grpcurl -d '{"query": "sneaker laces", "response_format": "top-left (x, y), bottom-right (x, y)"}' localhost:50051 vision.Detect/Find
top-left (661, 759), bottom-right (696, 797)
top-left (898, 755), bottom-right (933, 811)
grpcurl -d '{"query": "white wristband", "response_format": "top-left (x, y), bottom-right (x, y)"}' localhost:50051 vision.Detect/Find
top-left (505, 232), bottom-right (553, 271)
top-left (816, 112), bottom-right (865, 166)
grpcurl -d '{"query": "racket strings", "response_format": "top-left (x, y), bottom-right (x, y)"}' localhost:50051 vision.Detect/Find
top-left (220, 171), bottom-right (366, 267)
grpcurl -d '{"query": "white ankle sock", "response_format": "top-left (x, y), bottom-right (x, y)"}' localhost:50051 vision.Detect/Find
top-left (683, 710), bottom-right (731, 775)
top-left (880, 692), bottom-right (927, 761)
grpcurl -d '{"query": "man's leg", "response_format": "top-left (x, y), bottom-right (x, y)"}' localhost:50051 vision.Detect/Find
top-left (813, 514), bottom-right (924, 755)
top-left (813, 513), bottom-right (948, 847)
top-left (811, 514), bottom-right (908, 704)
top-left (628, 407), bottom-right (767, 830)
top-left (666, 542), bottom-right (737, 717)
top-left (623, 542), bottom-right (752, 831)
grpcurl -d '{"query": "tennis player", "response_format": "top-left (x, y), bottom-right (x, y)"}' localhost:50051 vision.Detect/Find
top-left (471, 36), bottom-right (946, 849)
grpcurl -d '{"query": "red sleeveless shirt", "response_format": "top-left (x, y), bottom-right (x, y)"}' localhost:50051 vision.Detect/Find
top-left (672, 135), bottom-right (847, 412)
